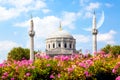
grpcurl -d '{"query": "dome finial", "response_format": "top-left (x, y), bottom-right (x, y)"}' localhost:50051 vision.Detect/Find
top-left (59, 21), bottom-right (62, 31)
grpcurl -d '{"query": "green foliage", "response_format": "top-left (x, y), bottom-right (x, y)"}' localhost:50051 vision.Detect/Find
top-left (7, 47), bottom-right (30, 61)
top-left (102, 44), bottom-right (120, 55)
top-left (101, 44), bottom-right (111, 54)
top-left (111, 46), bottom-right (120, 55)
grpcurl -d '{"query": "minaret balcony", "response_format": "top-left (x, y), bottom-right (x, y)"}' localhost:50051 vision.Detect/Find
top-left (92, 29), bottom-right (98, 35)
top-left (29, 31), bottom-right (35, 37)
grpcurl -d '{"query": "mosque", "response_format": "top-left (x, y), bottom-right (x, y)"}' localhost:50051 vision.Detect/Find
top-left (29, 12), bottom-right (98, 60)
top-left (45, 23), bottom-right (76, 56)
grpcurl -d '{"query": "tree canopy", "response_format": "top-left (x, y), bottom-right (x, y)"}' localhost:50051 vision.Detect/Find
top-left (101, 44), bottom-right (120, 56)
top-left (7, 47), bottom-right (30, 61)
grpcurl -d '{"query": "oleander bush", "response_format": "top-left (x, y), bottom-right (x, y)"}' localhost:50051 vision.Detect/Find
top-left (0, 51), bottom-right (120, 80)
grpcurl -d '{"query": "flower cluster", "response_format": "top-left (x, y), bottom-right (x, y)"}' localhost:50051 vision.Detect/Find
top-left (0, 51), bottom-right (120, 79)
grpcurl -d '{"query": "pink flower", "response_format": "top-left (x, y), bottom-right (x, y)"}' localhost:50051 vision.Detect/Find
top-left (44, 55), bottom-right (50, 59)
top-left (67, 67), bottom-right (74, 72)
top-left (3, 72), bottom-right (8, 76)
top-left (53, 56), bottom-right (59, 59)
top-left (114, 65), bottom-right (119, 69)
top-left (50, 74), bottom-right (55, 79)
top-left (26, 72), bottom-right (31, 77)
top-left (11, 78), bottom-right (15, 80)
top-left (31, 66), bottom-right (35, 69)
top-left (84, 71), bottom-right (90, 77)
top-left (86, 60), bottom-right (93, 67)
top-left (57, 74), bottom-right (61, 78)
top-left (61, 56), bottom-right (69, 61)
top-left (112, 69), bottom-right (116, 74)
top-left (0, 63), bottom-right (3, 67)
top-left (47, 64), bottom-right (50, 67)
top-left (116, 76), bottom-right (120, 80)
top-left (99, 51), bottom-right (106, 55)
top-left (79, 62), bottom-right (86, 68)
top-left (2, 76), bottom-right (6, 79)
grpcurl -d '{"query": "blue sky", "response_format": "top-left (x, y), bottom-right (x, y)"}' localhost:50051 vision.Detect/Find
top-left (0, 0), bottom-right (120, 62)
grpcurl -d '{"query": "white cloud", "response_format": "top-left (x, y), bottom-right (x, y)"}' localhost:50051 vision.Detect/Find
top-left (0, 0), bottom-right (48, 21)
top-left (0, 41), bottom-right (21, 62)
top-left (62, 11), bottom-right (81, 29)
top-left (105, 3), bottom-right (113, 8)
top-left (74, 34), bottom-right (90, 43)
top-left (98, 30), bottom-right (116, 44)
top-left (0, 7), bottom-right (20, 21)
top-left (86, 2), bottom-right (100, 11)
top-left (1, 0), bottom-right (46, 9)
top-left (80, 0), bottom-right (90, 6)
top-left (14, 20), bottom-right (29, 27)
top-left (83, 27), bottom-right (91, 31)
top-left (0, 41), bottom-right (20, 52)
top-left (34, 16), bottom-right (60, 38)
top-left (15, 16), bottom-right (60, 38)
top-left (42, 9), bottom-right (51, 14)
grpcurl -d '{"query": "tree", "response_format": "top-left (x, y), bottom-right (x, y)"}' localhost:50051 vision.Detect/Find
top-left (101, 44), bottom-right (120, 56)
top-left (8, 47), bottom-right (30, 61)
top-left (101, 44), bottom-right (111, 54)
top-left (110, 45), bottom-right (120, 55)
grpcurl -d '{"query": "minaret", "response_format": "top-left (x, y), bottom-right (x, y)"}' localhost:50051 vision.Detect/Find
top-left (92, 11), bottom-right (98, 54)
top-left (29, 15), bottom-right (35, 61)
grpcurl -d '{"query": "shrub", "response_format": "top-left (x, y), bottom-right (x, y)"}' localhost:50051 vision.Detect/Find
top-left (0, 52), bottom-right (120, 79)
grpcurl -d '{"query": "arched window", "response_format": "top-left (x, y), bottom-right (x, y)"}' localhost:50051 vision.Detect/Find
top-left (58, 43), bottom-right (61, 48)
top-left (69, 44), bottom-right (71, 48)
top-left (53, 43), bottom-right (55, 48)
top-left (64, 43), bottom-right (67, 48)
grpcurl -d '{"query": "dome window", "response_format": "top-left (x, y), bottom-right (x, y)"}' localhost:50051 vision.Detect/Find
top-left (53, 43), bottom-right (55, 48)
top-left (64, 43), bottom-right (67, 48)
top-left (58, 43), bottom-right (61, 48)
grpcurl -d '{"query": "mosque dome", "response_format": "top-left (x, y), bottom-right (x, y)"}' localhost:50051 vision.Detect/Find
top-left (47, 30), bottom-right (73, 39)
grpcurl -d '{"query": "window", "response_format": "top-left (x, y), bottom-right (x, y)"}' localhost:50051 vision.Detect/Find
top-left (53, 43), bottom-right (55, 48)
top-left (58, 43), bottom-right (61, 48)
top-left (64, 43), bottom-right (67, 48)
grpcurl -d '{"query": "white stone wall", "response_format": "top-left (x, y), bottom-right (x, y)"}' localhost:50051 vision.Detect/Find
top-left (46, 37), bottom-right (76, 54)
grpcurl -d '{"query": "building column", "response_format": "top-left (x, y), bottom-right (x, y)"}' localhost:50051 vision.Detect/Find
top-left (61, 40), bottom-right (64, 48)
top-left (55, 41), bottom-right (57, 48)
top-left (67, 42), bottom-right (69, 49)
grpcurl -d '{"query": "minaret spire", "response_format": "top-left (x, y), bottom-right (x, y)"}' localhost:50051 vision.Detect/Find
top-left (29, 14), bottom-right (35, 61)
top-left (30, 14), bottom-right (33, 31)
top-left (93, 11), bottom-right (96, 29)
top-left (59, 21), bottom-right (62, 31)
top-left (92, 11), bottom-right (98, 55)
